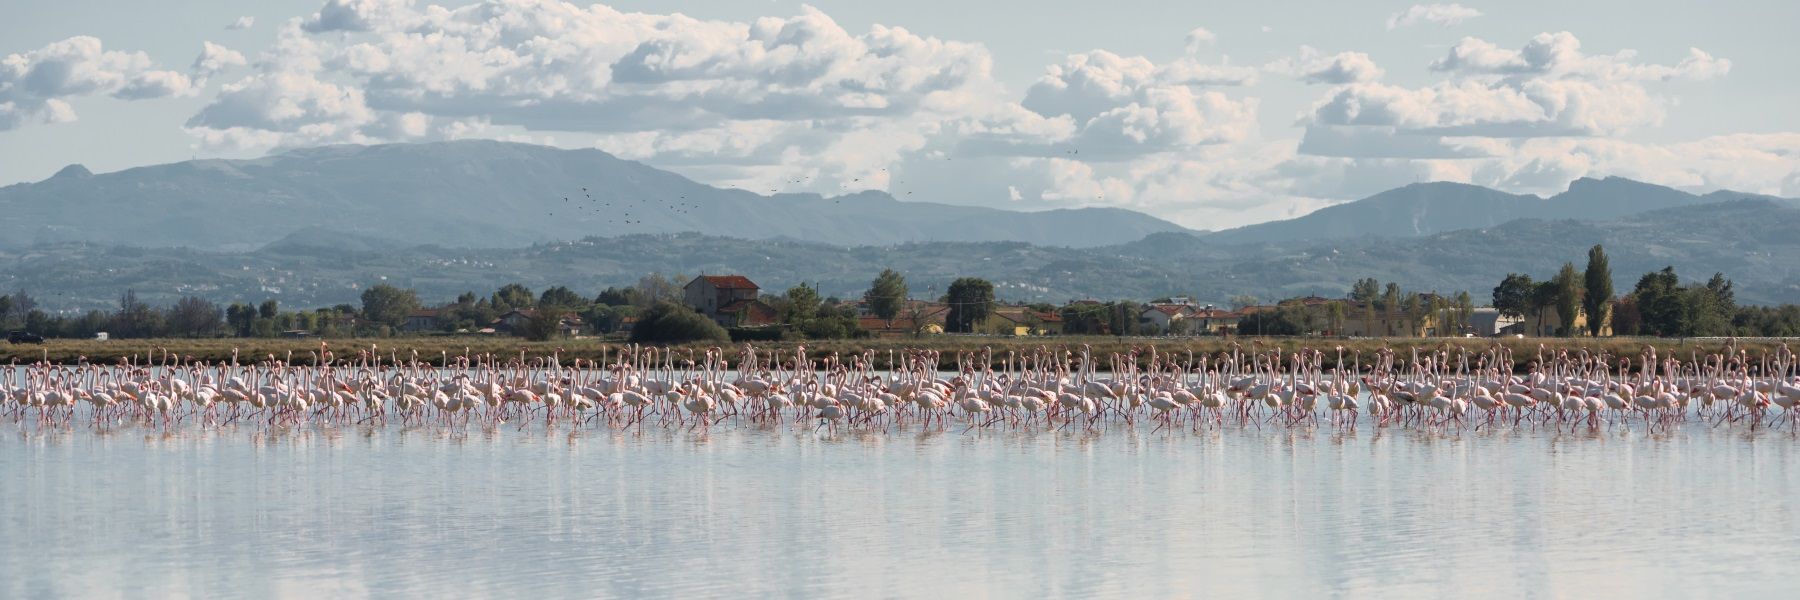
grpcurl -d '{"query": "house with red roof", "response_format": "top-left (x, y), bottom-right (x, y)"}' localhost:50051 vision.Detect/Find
top-left (683, 274), bottom-right (772, 327)
top-left (1138, 303), bottom-right (1195, 334)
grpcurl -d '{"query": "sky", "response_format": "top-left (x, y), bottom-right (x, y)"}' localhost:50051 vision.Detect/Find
top-left (3, 0), bottom-right (1798, 230)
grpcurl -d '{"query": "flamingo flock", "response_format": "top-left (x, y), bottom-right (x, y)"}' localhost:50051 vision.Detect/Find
top-left (5, 341), bottom-right (1800, 435)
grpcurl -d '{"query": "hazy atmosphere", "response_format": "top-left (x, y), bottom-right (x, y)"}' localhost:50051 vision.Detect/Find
top-left (5, 0), bottom-right (1798, 228)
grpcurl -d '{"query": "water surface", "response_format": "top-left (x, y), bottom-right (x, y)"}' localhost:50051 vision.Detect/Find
top-left (3, 423), bottom-right (1795, 598)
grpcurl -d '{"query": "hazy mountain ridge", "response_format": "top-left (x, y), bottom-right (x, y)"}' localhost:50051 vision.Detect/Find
top-left (1202, 176), bottom-right (1782, 244)
top-left (5, 200), bottom-right (1797, 313)
top-left (0, 140), bottom-right (1189, 250)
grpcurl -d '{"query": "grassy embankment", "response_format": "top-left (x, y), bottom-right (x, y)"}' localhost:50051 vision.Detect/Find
top-left (2, 336), bottom-right (1786, 371)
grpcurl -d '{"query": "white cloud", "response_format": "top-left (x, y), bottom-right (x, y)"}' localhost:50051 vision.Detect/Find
top-left (1386, 4), bottom-right (1483, 30)
top-left (228, 16), bottom-right (256, 30)
top-left (187, 71), bottom-right (372, 134)
top-left (1183, 27), bottom-right (1215, 54)
top-left (1467, 134), bottom-right (1800, 196)
top-left (192, 42), bottom-right (247, 80)
top-left (1267, 46), bottom-right (1384, 85)
top-left (0, 36), bottom-right (193, 130)
top-left (302, 0), bottom-right (415, 33)
top-left (202, 2), bottom-right (1000, 146)
top-left (1431, 32), bottom-right (1731, 81)
top-left (152, 3), bottom-right (1792, 230)
top-left (1305, 33), bottom-right (1727, 141)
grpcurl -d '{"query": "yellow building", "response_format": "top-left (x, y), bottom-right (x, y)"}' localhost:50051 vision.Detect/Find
top-left (1515, 306), bottom-right (1612, 337)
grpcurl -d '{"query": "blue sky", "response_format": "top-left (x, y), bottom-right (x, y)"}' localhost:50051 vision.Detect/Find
top-left (4, 0), bottom-right (1797, 228)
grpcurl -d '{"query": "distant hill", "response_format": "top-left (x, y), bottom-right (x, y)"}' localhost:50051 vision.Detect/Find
top-left (1203, 176), bottom-right (1764, 244)
top-left (0, 140), bottom-right (1189, 250)
top-left (6, 200), bottom-right (1798, 312)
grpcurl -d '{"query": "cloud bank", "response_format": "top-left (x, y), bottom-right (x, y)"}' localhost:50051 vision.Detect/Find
top-left (0, 1), bottom-right (1793, 231)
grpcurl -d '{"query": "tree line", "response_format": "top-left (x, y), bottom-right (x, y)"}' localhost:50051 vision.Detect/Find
top-left (1492, 245), bottom-right (1800, 337)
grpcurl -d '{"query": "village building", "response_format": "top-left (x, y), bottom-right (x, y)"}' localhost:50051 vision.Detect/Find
top-left (683, 275), bottom-right (773, 327)
top-left (989, 307), bottom-right (1064, 336)
top-left (1512, 305), bottom-right (1611, 337)
top-left (401, 308), bottom-right (443, 333)
top-left (1466, 307), bottom-right (1523, 337)
top-left (1138, 304), bottom-right (1195, 334)
top-left (495, 309), bottom-right (586, 337)
top-left (855, 301), bottom-right (950, 337)
top-left (717, 298), bottom-right (780, 327)
top-left (1188, 307), bottom-right (1240, 335)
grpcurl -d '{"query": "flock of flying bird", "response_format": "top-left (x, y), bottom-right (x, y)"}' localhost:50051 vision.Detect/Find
top-left (6, 342), bottom-right (1800, 435)
top-left (556, 187), bottom-right (705, 225)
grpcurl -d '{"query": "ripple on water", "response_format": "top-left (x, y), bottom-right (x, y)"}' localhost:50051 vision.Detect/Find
top-left (1, 423), bottom-right (1797, 598)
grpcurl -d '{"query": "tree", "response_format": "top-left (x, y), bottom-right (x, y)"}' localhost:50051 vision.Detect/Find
top-left (1705, 273), bottom-right (1735, 307)
top-left (1454, 291), bottom-right (1474, 335)
top-left (166, 297), bottom-right (223, 338)
top-left (634, 273), bottom-right (684, 307)
top-left (1582, 245), bottom-right (1613, 337)
top-left (226, 303), bottom-right (256, 337)
top-left (538, 286), bottom-right (586, 308)
top-left (1612, 295), bottom-right (1642, 336)
top-left (1687, 273), bottom-right (1737, 336)
top-left (1228, 294), bottom-right (1260, 311)
top-left (1633, 267), bottom-right (1685, 336)
top-left (3, 290), bottom-right (36, 328)
top-left (1530, 281), bottom-right (1559, 334)
top-left (1326, 301), bottom-right (1346, 335)
top-left (943, 278), bottom-right (995, 333)
top-left (113, 289), bottom-right (158, 338)
top-left (522, 310), bottom-right (566, 341)
top-left (595, 286), bottom-right (640, 307)
top-left (1401, 293), bottom-right (1423, 336)
top-left (865, 269), bottom-right (908, 325)
top-left (1491, 274), bottom-right (1534, 319)
top-left (630, 301), bottom-right (728, 344)
top-left (781, 284), bottom-right (822, 325)
top-left (1349, 278), bottom-right (1381, 305)
top-left (1239, 308), bottom-right (1300, 336)
top-left (492, 283), bottom-right (535, 311)
top-left (1553, 263), bottom-right (1583, 337)
top-left (361, 284), bottom-right (421, 328)
top-left (258, 299), bottom-right (279, 320)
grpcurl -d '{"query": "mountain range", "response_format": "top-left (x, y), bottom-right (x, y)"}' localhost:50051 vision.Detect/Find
top-left (3, 139), bottom-right (1796, 311)
top-left (0, 140), bottom-right (1185, 250)
top-left (4, 199), bottom-right (1797, 312)
top-left (1203, 176), bottom-right (1795, 244)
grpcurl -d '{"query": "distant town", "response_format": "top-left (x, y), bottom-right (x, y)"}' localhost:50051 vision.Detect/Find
top-left (5, 244), bottom-right (1793, 342)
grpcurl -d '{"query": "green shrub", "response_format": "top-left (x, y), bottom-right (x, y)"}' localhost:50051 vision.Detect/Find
top-left (629, 302), bottom-right (729, 344)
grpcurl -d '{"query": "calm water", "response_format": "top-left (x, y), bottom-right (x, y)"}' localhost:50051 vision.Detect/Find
top-left (3, 423), bottom-right (1796, 598)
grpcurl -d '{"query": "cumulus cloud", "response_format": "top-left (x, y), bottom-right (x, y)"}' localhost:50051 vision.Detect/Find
top-left (302, 0), bottom-right (414, 33)
top-left (147, 2), bottom-right (1790, 230)
top-left (1304, 33), bottom-right (1727, 141)
top-left (0, 36), bottom-right (193, 130)
top-left (1386, 4), bottom-right (1483, 30)
top-left (912, 50), bottom-right (1262, 164)
top-left (1431, 32), bottom-right (1731, 81)
top-left (227, 16), bottom-right (256, 30)
top-left (1267, 46), bottom-right (1384, 85)
top-left (199, 1), bottom-right (1001, 156)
